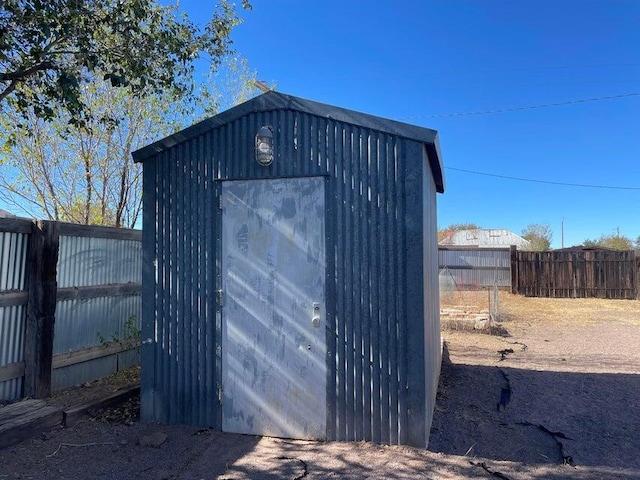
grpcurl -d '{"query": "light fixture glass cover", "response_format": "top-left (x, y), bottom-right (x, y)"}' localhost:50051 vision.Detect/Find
top-left (255, 126), bottom-right (274, 166)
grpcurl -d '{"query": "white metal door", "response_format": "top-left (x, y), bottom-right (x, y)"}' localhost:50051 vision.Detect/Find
top-left (221, 177), bottom-right (326, 439)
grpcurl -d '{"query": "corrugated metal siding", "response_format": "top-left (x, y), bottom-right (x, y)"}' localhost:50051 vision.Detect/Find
top-left (423, 148), bottom-right (442, 447)
top-left (0, 228), bottom-right (142, 400)
top-left (143, 109), bottom-right (438, 446)
top-left (329, 125), bottom-right (419, 445)
top-left (52, 236), bottom-right (141, 389)
top-left (0, 230), bottom-right (28, 399)
top-left (52, 295), bottom-right (141, 389)
top-left (0, 305), bottom-right (25, 399)
top-left (439, 247), bottom-right (511, 288)
top-left (58, 236), bottom-right (141, 287)
top-left (0, 230), bottom-right (28, 290)
top-left (441, 229), bottom-right (529, 249)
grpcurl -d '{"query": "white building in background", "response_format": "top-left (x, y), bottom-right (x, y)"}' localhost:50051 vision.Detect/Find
top-left (439, 228), bottom-right (531, 250)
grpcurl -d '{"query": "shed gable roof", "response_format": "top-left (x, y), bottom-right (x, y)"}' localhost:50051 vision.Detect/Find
top-left (132, 91), bottom-right (444, 192)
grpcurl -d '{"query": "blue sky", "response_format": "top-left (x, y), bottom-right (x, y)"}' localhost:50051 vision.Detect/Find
top-left (190, 0), bottom-right (638, 249)
top-left (4, 1), bottom-right (633, 248)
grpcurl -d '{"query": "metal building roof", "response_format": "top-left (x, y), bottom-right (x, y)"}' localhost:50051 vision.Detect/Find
top-left (132, 91), bottom-right (444, 193)
top-left (439, 229), bottom-right (531, 249)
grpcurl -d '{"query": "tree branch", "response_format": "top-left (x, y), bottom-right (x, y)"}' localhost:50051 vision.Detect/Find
top-left (0, 60), bottom-right (55, 82)
top-left (0, 79), bottom-right (18, 103)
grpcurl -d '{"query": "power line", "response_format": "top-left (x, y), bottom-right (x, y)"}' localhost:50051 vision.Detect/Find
top-left (404, 92), bottom-right (640, 119)
top-left (431, 63), bottom-right (640, 76)
top-left (446, 167), bottom-right (640, 191)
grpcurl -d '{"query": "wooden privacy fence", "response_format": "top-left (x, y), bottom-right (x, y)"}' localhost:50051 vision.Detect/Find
top-left (0, 218), bottom-right (141, 401)
top-left (513, 249), bottom-right (638, 299)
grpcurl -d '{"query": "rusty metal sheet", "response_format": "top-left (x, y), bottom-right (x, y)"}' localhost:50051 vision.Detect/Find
top-left (221, 177), bottom-right (326, 439)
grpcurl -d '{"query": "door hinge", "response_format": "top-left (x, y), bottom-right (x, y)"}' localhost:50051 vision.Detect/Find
top-left (217, 289), bottom-right (224, 306)
top-left (217, 387), bottom-right (223, 405)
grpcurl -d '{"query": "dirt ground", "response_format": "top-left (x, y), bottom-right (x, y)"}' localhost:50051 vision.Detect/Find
top-left (1, 293), bottom-right (639, 480)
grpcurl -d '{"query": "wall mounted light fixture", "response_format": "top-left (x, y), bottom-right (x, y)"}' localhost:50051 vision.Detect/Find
top-left (255, 126), bottom-right (274, 166)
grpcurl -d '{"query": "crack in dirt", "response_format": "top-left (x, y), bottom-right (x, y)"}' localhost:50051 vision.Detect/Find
top-left (276, 456), bottom-right (308, 479)
top-left (497, 348), bottom-right (514, 361)
top-left (505, 341), bottom-right (528, 351)
top-left (493, 360), bottom-right (575, 468)
top-left (469, 460), bottom-right (512, 479)
top-left (496, 367), bottom-right (512, 411)
top-left (518, 422), bottom-right (576, 466)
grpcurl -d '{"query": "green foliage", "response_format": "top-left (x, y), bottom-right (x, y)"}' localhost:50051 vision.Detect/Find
top-left (97, 315), bottom-right (140, 348)
top-left (0, 80), bottom-right (180, 225)
top-left (0, 0), bottom-right (250, 123)
top-left (583, 231), bottom-right (634, 250)
top-left (0, 1), bottom-right (261, 226)
top-left (122, 315), bottom-right (141, 343)
top-left (0, 53), bottom-right (261, 225)
top-left (193, 55), bottom-right (273, 121)
top-left (521, 223), bottom-right (553, 251)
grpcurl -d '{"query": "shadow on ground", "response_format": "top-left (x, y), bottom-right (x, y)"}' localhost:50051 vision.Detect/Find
top-left (0, 423), bottom-right (262, 480)
top-left (429, 343), bottom-right (640, 473)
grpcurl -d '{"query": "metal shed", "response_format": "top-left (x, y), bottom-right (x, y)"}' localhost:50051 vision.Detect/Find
top-left (132, 91), bottom-right (445, 447)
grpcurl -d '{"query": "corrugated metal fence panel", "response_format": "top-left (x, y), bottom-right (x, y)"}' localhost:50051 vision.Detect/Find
top-left (0, 230), bottom-right (29, 400)
top-left (0, 226), bottom-right (142, 399)
top-left (53, 235), bottom-right (142, 389)
top-left (144, 109), bottom-right (436, 445)
top-left (439, 247), bottom-right (511, 288)
top-left (0, 230), bottom-right (29, 291)
top-left (0, 305), bottom-right (26, 399)
top-left (58, 236), bottom-right (142, 287)
top-left (53, 295), bottom-right (141, 389)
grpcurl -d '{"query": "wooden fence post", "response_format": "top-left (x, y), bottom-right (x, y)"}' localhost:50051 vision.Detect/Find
top-left (23, 220), bottom-right (59, 398)
top-left (510, 245), bottom-right (518, 294)
top-left (635, 250), bottom-right (640, 300)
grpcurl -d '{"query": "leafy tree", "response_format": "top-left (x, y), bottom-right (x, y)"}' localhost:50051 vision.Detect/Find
top-left (521, 223), bottom-right (553, 251)
top-left (438, 223), bottom-right (481, 242)
top-left (193, 56), bottom-right (264, 122)
top-left (0, 55), bottom-right (261, 227)
top-left (0, 0), bottom-right (250, 123)
top-left (583, 231), bottom-right (634, 250)
top-left (1, 84), bottom-right (175, 226)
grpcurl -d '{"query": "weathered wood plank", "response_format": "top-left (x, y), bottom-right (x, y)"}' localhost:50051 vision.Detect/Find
top-left (0, 217), bottom-right (33, 234)
top-left (0, 343), bottom-right (138, 384)
top-left (0, 399), bottom-right (46, 423)
top-left (56, 283), bottom-right (141, 301)
top-left (510, 245), bottom-right (518, 294)
top-left (0, 283), bottom-right (141, 308)
top-left (0, 361), bottom-right (25, 383)
top-left (0, 401), bottom-right (63, 449)
top-left (0, 290), bottom-right (28, 307)
top-left (516, 249), bottom-right (636, 299)
top-left (53, 342), bottom-right (138, 370)
top-left (58, 222), bottom-right (141, 240)
top-left (63, 385), bottom-right (140, 427)
top-left (24, 220), bottom-right (59, 399)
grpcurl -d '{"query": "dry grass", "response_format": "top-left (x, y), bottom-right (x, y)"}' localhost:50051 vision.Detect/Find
top-left (442, 290), bottom-right (640, 327)
top-left (439, 289), bottom-right (494, 311)
top-left (498, 292), bottom-right (640, 326)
